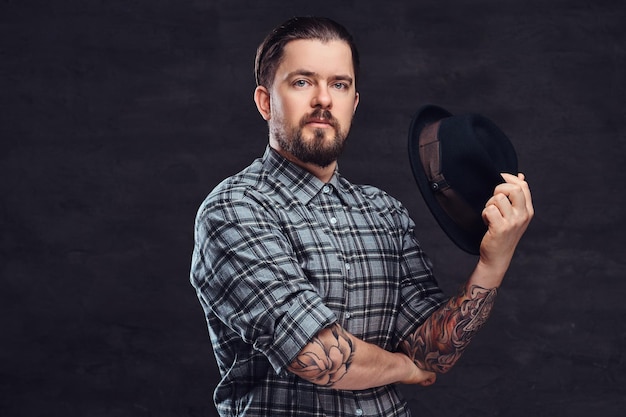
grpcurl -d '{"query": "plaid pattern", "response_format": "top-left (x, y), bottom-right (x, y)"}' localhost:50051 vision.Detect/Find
top-left (190, 147), bottom-right (448, 416)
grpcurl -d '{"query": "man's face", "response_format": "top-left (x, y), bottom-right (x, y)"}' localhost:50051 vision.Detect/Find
top-left (263, 39), bottom-right (359, 168)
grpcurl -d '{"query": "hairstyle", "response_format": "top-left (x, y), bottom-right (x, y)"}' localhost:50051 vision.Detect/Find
top-left (254, 16), bottom-right (360, 88)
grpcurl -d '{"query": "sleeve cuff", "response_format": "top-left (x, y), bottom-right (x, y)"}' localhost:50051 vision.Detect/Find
top-left (260, 290), bottom-right (337, 375)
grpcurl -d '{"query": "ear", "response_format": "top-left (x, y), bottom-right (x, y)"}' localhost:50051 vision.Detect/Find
top-left (353, 91), bottom-right (360, 114)
top-left (254, 86), bottom-right (271, 120)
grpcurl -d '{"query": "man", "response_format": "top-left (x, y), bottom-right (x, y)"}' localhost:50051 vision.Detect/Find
top-left (190, 16), bottom-right (533, 416)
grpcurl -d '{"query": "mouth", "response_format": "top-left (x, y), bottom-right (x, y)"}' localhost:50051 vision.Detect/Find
top-left (301, 109), bottom-right (339, 131)
top-left (306, 119), bottom-right (334, 128)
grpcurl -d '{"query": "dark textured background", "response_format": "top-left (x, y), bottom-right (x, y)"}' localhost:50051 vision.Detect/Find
top-left (2, 0), bottom-right (625, 416)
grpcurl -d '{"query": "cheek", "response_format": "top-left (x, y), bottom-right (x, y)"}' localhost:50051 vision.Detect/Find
top-left (274, 104), bottom-right (299, 126)
top-left (272, 92), bottom-right (306, 117)
top-left (337, 97), bottom-right (358, 118)
top-left (337, 107), bottom-right (356, 129)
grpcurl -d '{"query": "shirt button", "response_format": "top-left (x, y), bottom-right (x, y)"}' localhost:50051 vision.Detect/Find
top-left (330, 217), bottom-right (337, 225)
top-left (345, 263), bottom-right (351, 271)
top-left (345, 312), bottom-right (352, 319)
top-left (355, 409), bottom-right (363, 416)
top-left (322, 185), bottom-right (331, 194)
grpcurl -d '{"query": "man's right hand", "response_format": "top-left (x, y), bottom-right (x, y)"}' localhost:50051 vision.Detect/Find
top-left (395, 352), bottom-right (437, 386)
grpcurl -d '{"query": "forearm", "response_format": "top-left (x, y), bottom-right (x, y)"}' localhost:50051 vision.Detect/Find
top-left (288, 323), bottom-right (421, 390)
top-left (398, 173), bottom-right (532, 374)
top-left (399, 281), bottom-right (498, 374)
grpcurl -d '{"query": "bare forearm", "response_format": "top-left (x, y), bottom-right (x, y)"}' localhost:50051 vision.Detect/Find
top-left (288, 323), bottom-right (427, 390)
top-left (399, 173), bottom-right (532, 374)
top-left (399, 283), bottom-right (498, 373)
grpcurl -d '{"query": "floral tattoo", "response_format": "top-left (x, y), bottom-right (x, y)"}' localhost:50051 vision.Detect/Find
top-left (400, 284), bottom-right (498, 373)
top-left (288, 323), bottom-right (355, 387)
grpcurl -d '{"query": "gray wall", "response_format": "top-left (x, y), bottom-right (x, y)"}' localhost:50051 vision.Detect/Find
top-left (2, 0), bottom-right (625, 416)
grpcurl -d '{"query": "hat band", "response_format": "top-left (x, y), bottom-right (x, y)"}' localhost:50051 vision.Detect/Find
top-left (418, 120), bottom-right (485, 235)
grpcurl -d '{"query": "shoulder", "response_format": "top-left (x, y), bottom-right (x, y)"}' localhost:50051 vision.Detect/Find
top-left (196, 158), bottom-right (286, 223)
top-left (341, 177), bottom-right (406, 213)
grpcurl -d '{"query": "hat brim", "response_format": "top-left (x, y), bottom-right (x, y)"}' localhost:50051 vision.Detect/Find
top-left (408, 105), bottom-right (485, 255)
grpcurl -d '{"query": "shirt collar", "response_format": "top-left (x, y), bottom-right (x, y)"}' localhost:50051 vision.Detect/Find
top-left (261, 146), bottom-right (350, 207)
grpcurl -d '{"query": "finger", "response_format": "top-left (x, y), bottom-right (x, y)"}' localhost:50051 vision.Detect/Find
top-left (419, 373), bottom-right (437, 386)
top-left (517, 174), bottom-right (534, 216)
top-left (482, 198), bottom-right (507, 225)
top-left (482, 199), bottom-right (502, 223)
top-left (504, 184), bottom-right (527, 210)
top-left (489, 180), bottom-right (528, 211)
top-left (507, 172), bottom-right (534, 216)
top-left (501, 173), bottom-right (533, 208)
top-left (485, 184), bottom-right (518, 208)
top-left (501, 172), bottom-right (524, 185)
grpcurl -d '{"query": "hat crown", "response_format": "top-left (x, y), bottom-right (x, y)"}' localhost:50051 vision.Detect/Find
top-left (438, 114), bottom-right (518, 215)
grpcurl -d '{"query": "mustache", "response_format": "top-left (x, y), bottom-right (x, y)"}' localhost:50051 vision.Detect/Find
top-left (300, 108), bottom-right (339, 128)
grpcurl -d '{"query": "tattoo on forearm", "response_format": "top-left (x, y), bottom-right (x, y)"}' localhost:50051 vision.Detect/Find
top-left (400, 284), bottom-right (497, 373)
top-left (288, 323), bottom-right (355, 387)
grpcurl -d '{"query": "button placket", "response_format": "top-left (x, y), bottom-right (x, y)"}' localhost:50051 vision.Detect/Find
top-left (321, 184), bottom-right (338, 227)
top-left (344, 262), bottom-right (352, 320)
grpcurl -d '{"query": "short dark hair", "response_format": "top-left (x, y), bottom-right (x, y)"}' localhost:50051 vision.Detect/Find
top-left (254, 16), bottom-right (360, 88)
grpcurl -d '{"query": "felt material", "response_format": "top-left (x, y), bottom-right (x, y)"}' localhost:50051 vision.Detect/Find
top-left (409, 104), bottom-right (518, 254)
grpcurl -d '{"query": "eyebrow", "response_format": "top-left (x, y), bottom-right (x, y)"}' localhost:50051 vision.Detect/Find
top-left (285, 69), bottom-right (354, 85)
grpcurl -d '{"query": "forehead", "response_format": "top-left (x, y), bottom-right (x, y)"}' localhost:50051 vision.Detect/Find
top-left (277, 39), bottom-right (355, 78)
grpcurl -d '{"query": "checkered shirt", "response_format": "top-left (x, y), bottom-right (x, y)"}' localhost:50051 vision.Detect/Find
top-left (190, 147), bottom-right (447, 416)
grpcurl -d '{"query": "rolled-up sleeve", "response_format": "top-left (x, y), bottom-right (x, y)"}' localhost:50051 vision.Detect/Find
top-left (190, 192), bottom-right (337, 374)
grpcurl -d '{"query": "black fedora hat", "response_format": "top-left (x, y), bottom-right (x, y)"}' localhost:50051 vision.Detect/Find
top-left (408, 104), bottom-right (518, 255)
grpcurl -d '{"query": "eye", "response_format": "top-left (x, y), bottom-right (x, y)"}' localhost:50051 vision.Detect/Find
top-left (293, 79), bottom-right (310, 88)
top-left (332, 82), bottom-right (349, 90)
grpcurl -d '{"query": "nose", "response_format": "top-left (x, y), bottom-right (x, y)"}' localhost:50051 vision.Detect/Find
top-left (311, 85), bottom-right (332, 109)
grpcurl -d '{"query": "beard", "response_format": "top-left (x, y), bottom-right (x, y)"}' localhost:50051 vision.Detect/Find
top-left (271, 108), bottom-right (349, 168)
